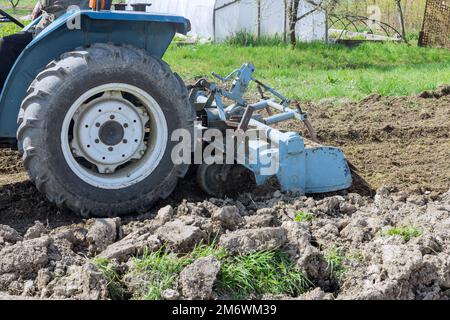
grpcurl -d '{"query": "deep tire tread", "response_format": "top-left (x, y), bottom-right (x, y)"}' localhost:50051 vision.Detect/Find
top-left (18, 43), bottom-right (193, 217)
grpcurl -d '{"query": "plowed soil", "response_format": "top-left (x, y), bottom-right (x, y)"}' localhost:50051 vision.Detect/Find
top-left (0, 89), bottom-right (449, 231)
top-left (283, 87), bottom-right (450, 196)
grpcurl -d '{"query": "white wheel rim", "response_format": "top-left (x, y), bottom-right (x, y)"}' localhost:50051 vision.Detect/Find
top-left (61, 83), bottom-right (168, 189)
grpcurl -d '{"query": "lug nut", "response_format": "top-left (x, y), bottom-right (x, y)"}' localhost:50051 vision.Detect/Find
top-left (95, 122), bottom-right (100, 127)
top-left (108, 147), bottom-right (113, 151)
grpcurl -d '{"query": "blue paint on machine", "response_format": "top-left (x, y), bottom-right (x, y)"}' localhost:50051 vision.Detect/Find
top-left (0, 10), bottom-right (190, 138)
top-left (191, 63), bottom-right (352, 194)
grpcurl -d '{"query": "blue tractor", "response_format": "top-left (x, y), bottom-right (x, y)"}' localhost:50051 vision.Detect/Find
top-left (0, 6), bottom-right (351, 217)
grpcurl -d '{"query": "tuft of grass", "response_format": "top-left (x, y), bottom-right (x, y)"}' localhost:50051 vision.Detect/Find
top-left (130, 243), bottom-right (226, 300)
top-left (94, 242), bottom-right (227, 300)
top-left (385, 226), bottom-right (421, 242)
top-left (216, 249), bottom-right (311, 299)
top-left (128, 243), bottom-right (309, 300)
top-left (131, 247), bottom-right (188, 300)
top-left (93, 257), bottom-right (125, 300)
top-left (294, 210), bottom-right (315, 222)
top-left (324, 247), bottom-right (347, 279)
top-left (225, 31), bottom-right (286, 47)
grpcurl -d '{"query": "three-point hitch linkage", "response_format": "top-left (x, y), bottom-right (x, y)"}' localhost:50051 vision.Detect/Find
top-left (189, 63), bottom-right (352, 196)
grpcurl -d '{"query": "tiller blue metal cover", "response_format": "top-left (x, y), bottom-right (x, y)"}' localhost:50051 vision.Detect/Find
top-left (190, 63), bottom-right (352, 194)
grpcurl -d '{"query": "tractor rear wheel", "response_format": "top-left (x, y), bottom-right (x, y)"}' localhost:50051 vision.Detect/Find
top-left (17, 43), bottom-right (194, 217)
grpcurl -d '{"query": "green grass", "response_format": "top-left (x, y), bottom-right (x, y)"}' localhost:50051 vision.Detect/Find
top-left (131, 248), bottom-right (192, 300)
top-left (385, 226), bottom-right (422, 242)
top-left (96, 243), bottom-right (310, 300)
top-left (2, 7), bottom-right (449, 103)
top-left (0, 21), bottom-right (23, 37)
top-left (165, 41), bottom-right (450, 102)
top-left (324, 247), bottom-right (347, 279)
top-left (224, 31), bottom-right (286, 47)
top-left (129, 243), bottom-right (226, 300)
top-left (294, 210), bottom-right (315, 222)
top-left (0, 0), bottom-right (36, 37)
top-left (216, 250), bottom-right (311, 299)
top-left (93, 258), bottom-right (125, 300)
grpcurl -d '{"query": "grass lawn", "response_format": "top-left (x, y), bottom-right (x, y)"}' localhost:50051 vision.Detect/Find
top-left (0, 21), bottom-right (22, 37)
top-left (165, 41), bottom-right (450, 102)
top-left (1, 5), bottom-right (450, 103)
top-left (0, 0), bottom-right (32, 37)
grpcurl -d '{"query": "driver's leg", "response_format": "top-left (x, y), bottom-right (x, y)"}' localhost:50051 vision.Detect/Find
top-left (0, 31), bottom-right (33, 92)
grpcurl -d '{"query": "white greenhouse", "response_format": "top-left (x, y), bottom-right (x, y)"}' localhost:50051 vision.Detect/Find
top-left (126, 0), bottom-right (327, 42)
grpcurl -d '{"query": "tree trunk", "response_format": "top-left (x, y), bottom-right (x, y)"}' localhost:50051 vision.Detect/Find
top-left (289, 0), bottom-right (301, 48)
top-left (395, 0), bottom-right (407, 43)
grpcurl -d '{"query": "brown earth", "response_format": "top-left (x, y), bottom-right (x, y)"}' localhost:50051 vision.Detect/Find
top-left (282, 86), bottom-right (450, 196)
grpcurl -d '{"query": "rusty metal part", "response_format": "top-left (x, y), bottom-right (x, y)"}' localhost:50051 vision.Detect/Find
top-left (237, 105), bottom-right (254, 132)
top-left (303, 118), bottom-right (320, 144)
top-left (292, 100), bottom-right (320, 143)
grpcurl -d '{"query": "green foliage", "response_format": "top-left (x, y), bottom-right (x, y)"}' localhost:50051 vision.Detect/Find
top-left (0, 22), bottom-right (21, 37)
top-left (165, 41), bottom-right (450, 103)
top-left (93, 258), bottom-right (125, 300)
top-left (225, 31), bottom-right (286, 47)
top-left (294, 210), bottom-right (315, 222)
top-left (216, 250), bottom-right (311, 299)
top-left (128, 243), bottom-right (226, 300)
top-left (325, 247), bottom-right (347, 279)
top-left (126, 244), bottom-right (309, 300)
top-left (385, 226), bottom-right (421, 242)
top-left (131, 247), bottom-right (189, 300)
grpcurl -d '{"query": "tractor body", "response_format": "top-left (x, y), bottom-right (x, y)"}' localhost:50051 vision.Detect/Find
top-left (0, 9), bottom-right (351, 217)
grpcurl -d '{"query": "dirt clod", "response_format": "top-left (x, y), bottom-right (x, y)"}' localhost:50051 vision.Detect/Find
top-left (156, 219), bottom-right (206, 253)
top-left (218, 227), bottom-right (287, 255)
top-left (179, 255), bottom-right (221, 300)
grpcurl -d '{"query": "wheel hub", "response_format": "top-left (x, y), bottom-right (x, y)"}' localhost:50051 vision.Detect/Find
top-left (99, 121), bottom-right (125, 146)
top-left (62, 84), bottom-right (168, 190)
top-left (70, 91), bottom-right (150, 174)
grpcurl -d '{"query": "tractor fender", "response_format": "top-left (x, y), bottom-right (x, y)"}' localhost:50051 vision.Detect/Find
top-left (0, 10), bottom-right (190, 139)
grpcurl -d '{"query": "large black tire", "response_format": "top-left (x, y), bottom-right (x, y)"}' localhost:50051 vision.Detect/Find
top-left (17, 43), bottom-right (195, 217)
